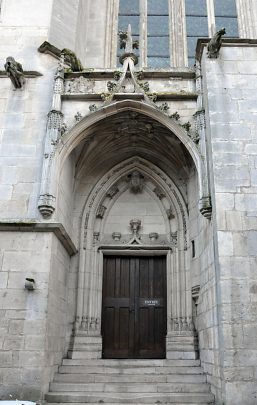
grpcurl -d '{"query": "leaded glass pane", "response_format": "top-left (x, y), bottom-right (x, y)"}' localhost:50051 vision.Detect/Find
top-left (186, 16), bottom-right (209, 37)
top-left (185, 0), bottom-right (207, 16)
top-left (148, 57), bottom-right (170, 68)
top-left (147, 0), bottom-right (169, 15)
top-left (188, 57), bottom-right (195, 66)
top-left (148, 36), bottom-right (169, 56)
top-left (216, 17), bottom-right (238, 37)
top-left (118, 15), bottom-right (140, 35)
top-left (187, 37), bottom-right (199, 58)
top-left (148, 15), bottom-right (169, 36)
top-left (214, 0), bottom-right (237, 16)
top-left (119, 0), bottom-right (139, 15)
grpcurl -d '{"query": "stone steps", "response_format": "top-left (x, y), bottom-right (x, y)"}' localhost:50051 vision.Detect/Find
top-left (50, 382), bottom-right (210, 393)
top-left (47, 403), bottom-right (212, 405)
top-left (45, 392), bottom-right (214, 404)
top-left (54, 373), bottom-right (207, 383)
top-left (61, 359), bottom-right (201, 367)
top-left (46, 358), bottom-right (214, 404)
top-left (59, 365), bottom-right (204, 374)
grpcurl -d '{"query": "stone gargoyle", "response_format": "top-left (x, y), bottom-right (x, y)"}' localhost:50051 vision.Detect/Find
top-left (4, 56), bottom-right (25, 89)
top-left (60, 48), bottom-right (83, 72)
top-left (207, 28), bottom-right (226, 58)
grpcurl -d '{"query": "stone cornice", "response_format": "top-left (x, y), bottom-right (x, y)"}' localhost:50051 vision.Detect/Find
top-left (0, 71), bottom-right (43, 78)
top-left (64, 69), bottom-right (195, 80)
top-left (0, 221), bottom-right (77, 256)
top-left (196, 38), bottom-right (257, 62)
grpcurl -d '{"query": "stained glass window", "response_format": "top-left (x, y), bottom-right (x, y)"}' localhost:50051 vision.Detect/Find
top-left (185, 0), bottom-right (209, 66)
top-left (147, 0), bottom-right (170, 68)
top-left (117, 0), bottom-right (140, 65)
top-left (214, 0), bottom-right (239, 37)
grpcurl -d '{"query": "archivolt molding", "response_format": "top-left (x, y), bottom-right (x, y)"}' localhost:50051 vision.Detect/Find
top-left (79, 156), bottom-right (189, 252)
top-left (75, 156), bottom-right (194, 335)
top-left (39, 99), bottom-right (211, 220)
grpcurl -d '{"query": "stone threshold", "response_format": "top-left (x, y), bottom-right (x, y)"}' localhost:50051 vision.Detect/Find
top-left (0, 221), bottom-right (77, 256)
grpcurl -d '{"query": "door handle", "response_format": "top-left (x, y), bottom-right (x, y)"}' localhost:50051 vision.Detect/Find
top-left (129, 308), bottom-right (135, 313)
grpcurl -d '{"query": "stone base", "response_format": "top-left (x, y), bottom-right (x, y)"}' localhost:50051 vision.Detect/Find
top-left (166, 332), bottom-right (199, 360)
top-left (68, 333), bottom-right (102, 359)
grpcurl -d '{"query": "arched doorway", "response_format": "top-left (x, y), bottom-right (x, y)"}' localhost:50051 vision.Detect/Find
top-left (53, 109), bottom-right (201, 360)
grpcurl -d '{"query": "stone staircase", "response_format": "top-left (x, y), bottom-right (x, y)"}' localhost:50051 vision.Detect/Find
top-left (45, 358), bottom-right (215, 404)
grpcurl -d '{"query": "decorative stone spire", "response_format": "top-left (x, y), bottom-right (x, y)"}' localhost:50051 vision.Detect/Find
top-left (119, 24), bottom-right (139, 65)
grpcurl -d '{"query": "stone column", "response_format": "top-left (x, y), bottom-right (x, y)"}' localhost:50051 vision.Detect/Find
top-left (38, 59), bottom-right (64, 218)
top-left (169, 0), bottom-right (187, 67)
top-left (236, 0), bottom-right (257, 38)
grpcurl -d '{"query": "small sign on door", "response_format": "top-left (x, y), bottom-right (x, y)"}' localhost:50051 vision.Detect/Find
top-left (144, 299), bottom-right (160, 306)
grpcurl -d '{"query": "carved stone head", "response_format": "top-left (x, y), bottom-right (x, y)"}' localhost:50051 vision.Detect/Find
top-left (128, 170), bottom-right (144, 194)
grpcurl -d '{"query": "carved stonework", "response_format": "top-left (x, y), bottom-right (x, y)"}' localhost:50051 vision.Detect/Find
top-left (38, 194), bottom-right (55, 217)
top-left (4, 56), bottom-right (25, 89)
top-left (93, 232), bottom-right (100, 242)
top-left (64, 77), bottom-right (95, 93)
top-left (170, 111), bottom-right (180, 121)
top-left (207, 28), bottom-right (226, 58)
top-left (158, 102), bottom-right (170, 113)
top-left (74, 112), bottom-right (82, 122)
top-left (130, 219), bottom-right (141, 237)
top-left (170, 232), bottom-right (178, 246)
top-left (89, 104), bottom-right (97, 112)
top-left (149, 232), bottom-right (159, 242)
top-left (107, 81), bottom-right (117, 92)
top-left (112, 232), bottom-right (121, 241)
top-left (119, 24), bottom-right (139, 65)
top-left (192, 285), bottom-right (200, 305)
top-left (96, 205), bottom-right (107, 219)
top-left (117, 115), bottom-right (154, 138)
top-left (167, 208), bottom-right (175, 220)
top-left (170, 317), bottom-right (194, 332)
top-left (199, 196), bottom-right (212, 219)
top-left (47, 110), bottom-right (63, 131)
top-left (60, 48), bottom-right (83, 71)
top-left (128, 170), bottom-right (144, 194)
top-left (153, 187), bottom-right (166, 200)
top-left (106, 185), bottom-right (119, 199)
top-left (60, 123), bottom-right (67, 136)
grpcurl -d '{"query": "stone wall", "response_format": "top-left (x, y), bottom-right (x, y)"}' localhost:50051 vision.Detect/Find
top-left (0, 0), bottom-right (57, 220)
top-left (202, 44), bottom-right (257, 405)
top-left (0, 231), bottom-right (72, 400)
top-left (187, 162), bottom-right (220, 399)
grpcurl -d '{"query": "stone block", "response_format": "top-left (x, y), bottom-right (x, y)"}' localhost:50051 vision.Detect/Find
top-left (235, 194), bottom-right (257, 212)
top-left (225, 210), bottom-right (243, 231)
top-left (226, 381), bottom-right (257, 405)
top-left (217, 231), bottom-right (233, 256)
top-left (0, 185), bottom-right (13, 199)
top-left (18, 350), bottom-right (45, 367)
top-left (223, 367), bottom-right (254, 382)
top-left (215, 192), bottom-right (235, 211)
top-left (0, 272), bottom-right (8, 288)
top-left (233, 231), bottom-right (257, 257)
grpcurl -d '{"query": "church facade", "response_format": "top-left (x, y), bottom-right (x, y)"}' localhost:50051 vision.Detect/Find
top-left (0, 1), bottom-right (257, 404)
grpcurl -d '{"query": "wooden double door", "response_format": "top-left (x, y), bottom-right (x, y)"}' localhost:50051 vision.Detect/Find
top-left (102, 255), bottom-right (167, 359)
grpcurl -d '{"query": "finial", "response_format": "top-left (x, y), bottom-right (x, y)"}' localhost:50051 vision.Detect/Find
top-left (118, 24), bottom-right (139, 65)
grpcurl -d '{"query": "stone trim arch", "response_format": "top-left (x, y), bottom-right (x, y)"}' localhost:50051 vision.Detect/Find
top-left (39, 99), bottom-right (211, 220)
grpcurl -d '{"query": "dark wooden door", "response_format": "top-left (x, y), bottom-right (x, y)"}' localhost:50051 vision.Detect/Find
top-left (102, 256), bottom-right (166, 359)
